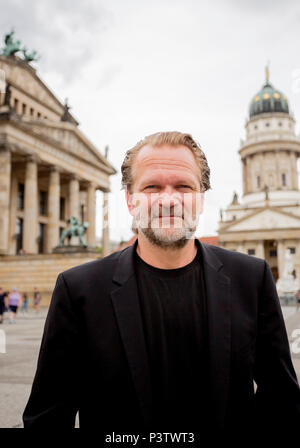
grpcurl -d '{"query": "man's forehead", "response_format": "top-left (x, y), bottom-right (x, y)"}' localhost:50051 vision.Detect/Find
top-left (135, 144), bottom-right (198, 171)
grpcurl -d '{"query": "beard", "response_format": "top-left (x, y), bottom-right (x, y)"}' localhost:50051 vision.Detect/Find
top-left (132, 207), bottom-right (198, 250)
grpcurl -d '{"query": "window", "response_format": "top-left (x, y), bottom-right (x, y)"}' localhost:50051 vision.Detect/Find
top-left (17, 183), bottom-right (24, 210)
top-left (265, 122), bottom-right (270, 127)
top-left (257, 175), bottom-right (260, 188)
top-left (274, 101), bottom-right (281, 112)
top-left (14, 98), bottom-right (19, 112)
top-left (248, 249), bottom-right (255, 255)
top-left (262, 100), bottom-right (271, 113)
top-left (37, 112), bottom-right (41, 119)
top-left (39, 191), bottom-right (47, 215)
top-left (288, 247), bottom-right (296, 254)
top-left (270, 249), bottom-right (277, 257)
top-left (16, 217), bottom-right (23, 254)
top-left (282, 173), bottom-right (286, 186)
top-left (278, 122), bottom-right (282, 127)
top-left (81, 204), bottom-right (85, 223)
top-left (38, 223), bottom-right (45, 254)
top-left (30, 108), bottom-right (34, 116)
top-left (60, 197), bottom-right (65, 220)
top-left (22, 103), bottom-right (26, 115)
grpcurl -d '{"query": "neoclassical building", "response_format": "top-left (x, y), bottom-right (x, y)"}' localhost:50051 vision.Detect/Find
top-left (0, 50), bottom-right (116, 304)
top-left (218, 69), bottom-right (300, 282)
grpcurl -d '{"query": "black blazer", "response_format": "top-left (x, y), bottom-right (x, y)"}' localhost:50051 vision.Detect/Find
top-left (23, 239), bottom-right (300, 433)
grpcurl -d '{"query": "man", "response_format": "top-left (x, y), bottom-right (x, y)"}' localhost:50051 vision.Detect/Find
top-left (23, 131), bottom-right (300, 435)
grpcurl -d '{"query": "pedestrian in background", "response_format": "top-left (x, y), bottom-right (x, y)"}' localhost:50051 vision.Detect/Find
top-left (21, 292), bottom-right (29, 313)
top-left (0, 287), bottom-right (7, 324)
top-left (8, 287), bottom-right (21, 324)
top-left (33, 287), bottom-right (42, 313)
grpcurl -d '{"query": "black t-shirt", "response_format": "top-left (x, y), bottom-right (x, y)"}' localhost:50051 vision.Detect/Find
top-left (135, 247), bottom-right (211, 430)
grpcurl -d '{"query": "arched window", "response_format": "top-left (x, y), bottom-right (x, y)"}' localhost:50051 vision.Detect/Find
top-left (282, 173), bottom-right (286, 186)
top-left (263, 99), bottom-right (271, 113)
top-left (257, 175), bottom-right (261, 188)
top-left (274, 101), bottom-right (281, 112)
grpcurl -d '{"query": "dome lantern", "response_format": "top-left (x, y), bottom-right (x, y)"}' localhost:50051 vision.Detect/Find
top-left (249, 67), bottom-right (289, 118)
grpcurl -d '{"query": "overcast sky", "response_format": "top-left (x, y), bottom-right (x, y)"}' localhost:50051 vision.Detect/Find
top-left (1, 0), bottom-right (300, 243)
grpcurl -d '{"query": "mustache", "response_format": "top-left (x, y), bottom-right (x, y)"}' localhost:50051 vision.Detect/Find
top-left (150, 206), bottom-right (184, 219)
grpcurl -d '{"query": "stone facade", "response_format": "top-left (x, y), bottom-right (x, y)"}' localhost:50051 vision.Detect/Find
top-left (218, 74), bottom-right (300, 283)
top-left (0, 55), bottom-right (116, 305)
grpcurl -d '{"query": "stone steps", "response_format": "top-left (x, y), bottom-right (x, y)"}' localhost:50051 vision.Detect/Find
top-left (0, 253), bottom-right (101, 306)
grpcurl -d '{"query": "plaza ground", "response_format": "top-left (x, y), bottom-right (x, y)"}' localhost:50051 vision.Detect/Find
top-left (0, 306), bottom-right (299, 428)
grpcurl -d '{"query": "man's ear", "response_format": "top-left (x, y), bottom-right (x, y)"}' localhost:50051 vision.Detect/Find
top-left (125, 189), bottom-right (135, 217)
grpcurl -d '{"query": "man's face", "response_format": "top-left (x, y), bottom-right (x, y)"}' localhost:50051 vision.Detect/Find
top-left (126, 144), bottom-right (205, 249)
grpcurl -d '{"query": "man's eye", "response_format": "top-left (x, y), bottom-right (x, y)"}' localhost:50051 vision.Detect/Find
top-left (144, 185), bottom-right (158, 189)
top-left (178, 185), bottom-right (191, 189)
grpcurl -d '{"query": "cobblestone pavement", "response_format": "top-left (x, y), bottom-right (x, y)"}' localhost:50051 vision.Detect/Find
top-left (0, 306), bottom-right (299, 428)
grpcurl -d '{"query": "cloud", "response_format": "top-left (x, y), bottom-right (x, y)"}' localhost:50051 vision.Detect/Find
top-left (0, 0), bottom-right (113, 82)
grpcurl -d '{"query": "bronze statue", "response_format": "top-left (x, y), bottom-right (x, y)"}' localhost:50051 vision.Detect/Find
top-left (22, 47), bottom-right (39, 62)
top-left (2, 30), bottom-right (39, 62)
top-left (58, 216), bottom-right (89, 247)
top-left (264, 184), bottom-right (269, 200)
top-left (2, 30), bottom-right (21, 57)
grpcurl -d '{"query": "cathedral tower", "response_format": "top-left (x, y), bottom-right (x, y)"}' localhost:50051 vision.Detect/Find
top-left (218, 69), bottom-right (300, 282)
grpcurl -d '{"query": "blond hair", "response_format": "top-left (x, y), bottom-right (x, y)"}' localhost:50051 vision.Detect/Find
top-left (121, 131), bottom-right (211, 193)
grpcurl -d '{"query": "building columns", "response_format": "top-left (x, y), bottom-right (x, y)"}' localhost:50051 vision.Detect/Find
top-left (46, 166), bottom-right (60, 252)
top-left (102, 190), bottom-right (110, 257)
top-left (290, 152), bottom-right (298, 190)
top-left (23, 154), bottom-right (39, 254)
top-left (242, 158), bottom-right (247, 195)
top-left (256, 240), bottom-right (265, 259)
top-left (69, 174), bottom-right (80, 219)
top-left (8, 174), bottom-right (18, 255)
top-left (237, 241), bottom-right (246, 254)
top-left (86, 182), bottom-right (96, 247)
top-left (0, 147), bottom-right (11, 254)
top-left (277, 239), bottom-right (285, 279)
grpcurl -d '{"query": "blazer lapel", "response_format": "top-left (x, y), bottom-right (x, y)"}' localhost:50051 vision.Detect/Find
top-left (110, 240), bottom-right (153, 427)
top-left (196, 239), bottom-right (231, 430)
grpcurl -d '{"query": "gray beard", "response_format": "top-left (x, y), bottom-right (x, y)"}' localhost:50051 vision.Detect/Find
top-left (131, 216), bottom-right (197, 250)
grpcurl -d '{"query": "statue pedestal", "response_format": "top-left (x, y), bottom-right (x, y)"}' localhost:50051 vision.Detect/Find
top-left (52, 245), bottom-right (98, 254)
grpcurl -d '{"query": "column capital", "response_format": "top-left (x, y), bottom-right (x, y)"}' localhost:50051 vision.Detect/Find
top-left (49, 164), bottom-right (62, 173)
top-left (0, 142), bottom-right (13, 154)
top-left (87, 181), bottom-right (97, 190)
top-left (69, 173), bottom-right (80, 182)
top-left (25, 153), bottom-right (41, 164)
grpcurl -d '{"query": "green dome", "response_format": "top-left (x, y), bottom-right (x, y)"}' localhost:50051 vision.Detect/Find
top-left (249, 78), bottom-right (289, 118)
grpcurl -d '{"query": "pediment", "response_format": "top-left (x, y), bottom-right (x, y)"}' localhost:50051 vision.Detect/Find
top-left (0, 57), bottom-right (63, 115)
top-left (23, 121), bottom-right (115, 172)
top-left (225, 207), bottom-right (300, 232)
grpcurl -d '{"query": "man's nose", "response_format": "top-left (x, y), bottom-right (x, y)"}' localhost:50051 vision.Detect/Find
top-left (157, 188), bottom-right (181, 206)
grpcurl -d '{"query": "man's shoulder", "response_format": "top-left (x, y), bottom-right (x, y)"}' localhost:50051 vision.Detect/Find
top-left (203, 243), bottom-right (265, 269)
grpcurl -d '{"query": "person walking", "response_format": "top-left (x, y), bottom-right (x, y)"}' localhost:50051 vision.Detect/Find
top-left (33, 288), bottom-right (42, 313)
top-left (0, 287), bottom-right (7, 324)
top-left (8, 287), bottom-right (21, 324)
top-left (21, 292), bottom-right (29, 313)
